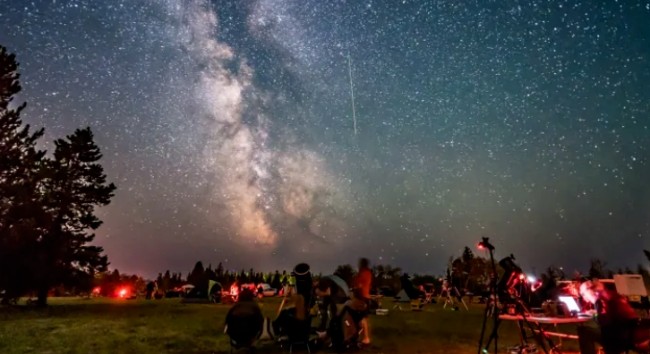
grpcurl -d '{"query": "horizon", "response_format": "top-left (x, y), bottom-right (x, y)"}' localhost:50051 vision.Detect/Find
top-left (1, 0), bottom-right (649, 278)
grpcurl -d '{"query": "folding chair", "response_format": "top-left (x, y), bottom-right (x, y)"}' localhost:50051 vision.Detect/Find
top-left (423, 292), bottom-right (434, 304)
top-left (411, 299), bottom-right (424, 311)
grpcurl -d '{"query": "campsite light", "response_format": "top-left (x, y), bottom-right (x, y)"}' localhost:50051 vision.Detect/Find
top-left (527, 275), bottom-right (536, 283)
top-left (92, 286), bottom-right (101, 295)
top-left (117, 287), bottom-right (128, 299)
top-left (230, 284), bottom-right (239, 297)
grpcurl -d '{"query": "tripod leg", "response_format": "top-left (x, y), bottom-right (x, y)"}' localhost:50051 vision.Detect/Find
top-left (520, 315), bottom-right (555, 354)
top-left (477, 299), bottom-right (493, 353)
top-left (515, 299), bottom-right (555, 354)
top-left (461, 297), bottom-right (469, 311)
top-left (483, 316), bottom-right (502, 353)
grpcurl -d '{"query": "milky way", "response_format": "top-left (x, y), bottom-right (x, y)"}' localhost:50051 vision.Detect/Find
top-left (1, 0), bottom-right (649, 277)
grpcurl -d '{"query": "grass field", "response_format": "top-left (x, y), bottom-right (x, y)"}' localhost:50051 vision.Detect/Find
top-left (0, 297), bottom-right (584, 354)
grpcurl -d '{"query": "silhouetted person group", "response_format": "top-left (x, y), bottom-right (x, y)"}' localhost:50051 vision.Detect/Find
top-left (223, 258), bottom-right (374, 353)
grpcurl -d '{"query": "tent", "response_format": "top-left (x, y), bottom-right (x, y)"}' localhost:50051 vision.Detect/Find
top-left (399, 274), bottom-right (424, 300)
top-left (181, 281), bottom-right (222, 304)
top-left (208, 280), bottom-right (221, 296)
top-left (327, 275), bottom-right (350, 298)
top-left (394, 289), bottom-right (412, 303)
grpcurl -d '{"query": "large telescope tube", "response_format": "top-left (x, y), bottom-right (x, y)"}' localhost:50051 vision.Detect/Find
top-left (292, 262), bottom-right (313, 311)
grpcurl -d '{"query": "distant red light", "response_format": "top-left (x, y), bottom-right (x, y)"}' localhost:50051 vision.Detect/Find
top-left (477, 243), bottom-right (484, 250)
top-left (92, 286), bottom-right (101, 294)
top-left (116, 287), bottom-right (129, 299)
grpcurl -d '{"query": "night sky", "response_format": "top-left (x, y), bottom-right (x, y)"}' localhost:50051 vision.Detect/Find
top-left (1, 0), bottom-right (649, 278)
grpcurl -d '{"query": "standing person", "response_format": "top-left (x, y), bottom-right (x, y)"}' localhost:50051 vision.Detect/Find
top-left (145, 281), bottom-right (156, 300)
top-left (353, 258), bottom-right (372, 346)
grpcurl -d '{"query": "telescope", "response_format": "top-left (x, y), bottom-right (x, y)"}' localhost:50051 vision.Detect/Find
top-left (496, 254), bottom-right (525, 302)
top-left (292, 262), bottom-right (312, 300)
top-left (277, 262), bottom-right (313, 317)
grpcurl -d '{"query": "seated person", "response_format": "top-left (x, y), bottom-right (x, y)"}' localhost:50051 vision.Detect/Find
top-left (272, 292), bottom-right (309, 340)
top-left (315, 275), bottom-right (350, 332)
top-left (224, 289), bottom-right (264, 350)
top-left (578, 280), bottom-right (650, 354)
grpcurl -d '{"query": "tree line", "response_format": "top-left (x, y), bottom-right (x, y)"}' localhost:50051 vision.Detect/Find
top-left (0, 45), bottom-right (116, 306)
top-left (22, 246), bottom-right (650, 301)
top-left (153, 249), bottom-right (650, 297)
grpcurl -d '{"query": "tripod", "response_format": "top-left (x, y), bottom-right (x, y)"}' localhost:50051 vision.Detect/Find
top-left (440, 283), bottom-right (468, 310)
top-left (476, 238), bottom-right (557, 354)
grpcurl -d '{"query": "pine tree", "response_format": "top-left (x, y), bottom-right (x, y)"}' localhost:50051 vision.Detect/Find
top-left (162, 270), bottom-right (171, 291)
top-left (238, 269), bottom-right (248, 284)
top-left (215, 262), bottom-right (224, 278)
top-left (461, 246), bottom-right (474, 263)
top-left (0, 45), bottom-right (48, 304)
top-left (32, 127), bottom-right (115, 305)
top-left (334, 264), bottom-right (356, 286)
top-left (188, 261), bottom-right (209, 294)
top-left (588, 259), bottom-right (607, 279)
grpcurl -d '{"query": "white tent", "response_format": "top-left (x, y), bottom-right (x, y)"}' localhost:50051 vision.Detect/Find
top-left (394, 289), bottom-right (411, 302)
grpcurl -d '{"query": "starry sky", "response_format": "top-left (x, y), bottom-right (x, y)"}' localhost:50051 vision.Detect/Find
top-left (1, 0), bottom-right (649, 278)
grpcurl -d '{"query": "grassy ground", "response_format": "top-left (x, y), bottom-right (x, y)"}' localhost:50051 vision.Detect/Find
top-left (0, 297), bottom-right (583, 354)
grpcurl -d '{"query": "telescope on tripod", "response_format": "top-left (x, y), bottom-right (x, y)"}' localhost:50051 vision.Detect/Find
top-left (476, 237), bottom-right (557, 354)
top-left (439, 265), bottom-right (469, 311)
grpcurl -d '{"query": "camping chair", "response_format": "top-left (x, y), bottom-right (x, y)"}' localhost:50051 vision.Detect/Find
top-left (423, 291), bottom-right (435, 304)
top-left (329, 306), bottom-right (366, 352)
top-left (282, 317), bottom-right (312, 354)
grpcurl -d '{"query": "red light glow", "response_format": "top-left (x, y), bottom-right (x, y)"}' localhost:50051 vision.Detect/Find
top-left (230, 285), bottom-right (239, 297)
top-left (116, 287), bottom-right (129, 299)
